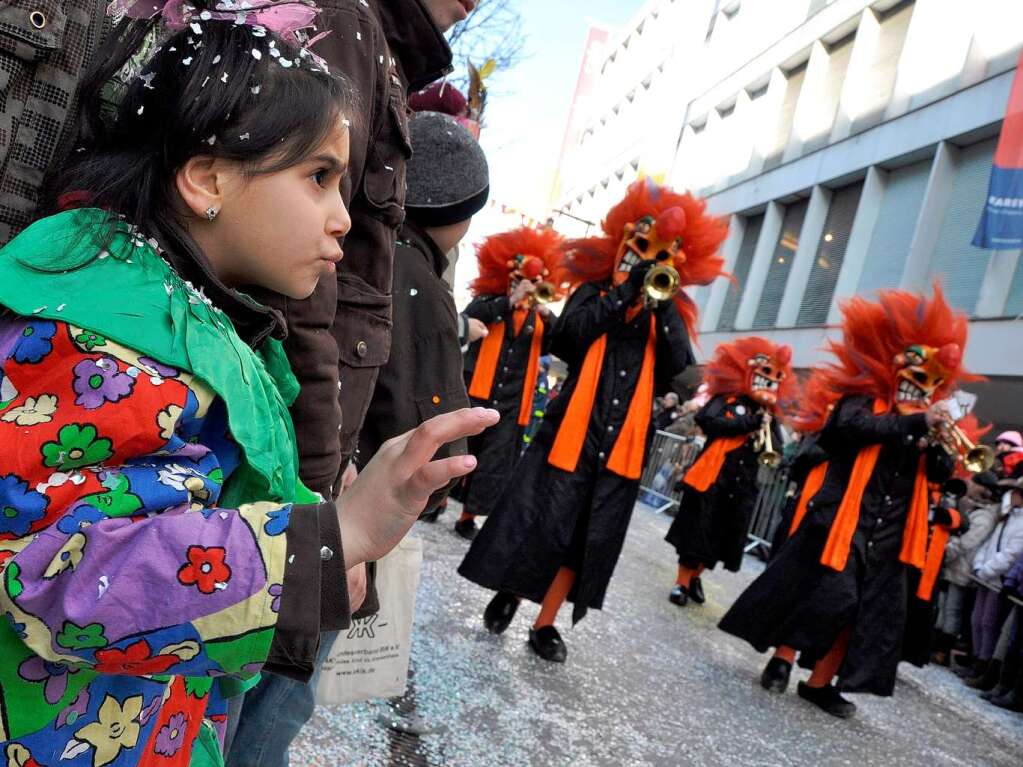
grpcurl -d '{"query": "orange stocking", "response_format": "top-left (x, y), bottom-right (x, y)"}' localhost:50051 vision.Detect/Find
top-left (675, 564), bottom-right (705, 588)
top-left (807, 627), bottom-right (851, 688)
top-left (773, 645), bottom-right (797, 664)
top-left (533, 567), bottom-right (576, 629)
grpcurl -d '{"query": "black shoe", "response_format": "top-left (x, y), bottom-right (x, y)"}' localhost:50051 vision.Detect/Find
top-left (483, 591), bottom-right (520, 635)
top-left (689, 576), bottom-right (706, 605)
top-left (990, 690), bottom-right (1023, 712)
top-left (760, 657), bottom-right (792, 693)
top-left (668, 584), bottom-right (688, 606)
top-left (981, 684), bottom-right (1011, 702)
top-left (419, 506), bottom-right (442, 523)
top-left (528, 626), bottom-right (567, 663)
top-left (966, 660), bottom-right (1000, 691)
top-left (454, 518), bottom-right (478, 541)
top-left (797, 682), bottom-right (857, 718)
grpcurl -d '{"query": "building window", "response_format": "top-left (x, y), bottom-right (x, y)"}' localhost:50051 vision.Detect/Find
top-left (928, 138), bottom-right (998, 315)
top-left (797, 181), bottom-right (864, 326)
top-left (760, 64), bottom-right (806, 171)
top-left (717, 213), bottom-right (764, 331)
top-left (858, 158), bottom-right (931, 297)
top-left (753, 199), bottom-right (809, 328)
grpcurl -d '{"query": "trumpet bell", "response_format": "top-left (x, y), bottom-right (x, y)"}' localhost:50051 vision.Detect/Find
top-left (643, 264), bottom-right (680, 303)
top-left (963, 445), bottom-right (996, 473)
top-left (533, 281), bottom-right (557, 305)
top-left (759, 450), bottom-right (782, 469)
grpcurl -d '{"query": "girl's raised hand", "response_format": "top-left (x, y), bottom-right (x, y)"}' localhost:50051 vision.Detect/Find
top-left (336, 407), bottom-right (499, 566)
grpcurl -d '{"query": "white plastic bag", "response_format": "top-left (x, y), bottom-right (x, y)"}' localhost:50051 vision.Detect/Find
top-left (314, 536), bottom-right (423, 705)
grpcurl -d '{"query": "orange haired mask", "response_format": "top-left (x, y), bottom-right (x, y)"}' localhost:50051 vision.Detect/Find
top-left (613, 207), bottom-right (688, 285)
top-left (471, 226), bottom-right (566, 306)
top-left (892, 343), bottom-right (961, 414)
top-left (705, 337), bottom-right (796, 412)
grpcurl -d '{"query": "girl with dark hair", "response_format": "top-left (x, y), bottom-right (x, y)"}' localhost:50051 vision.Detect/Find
top-left (0, 11), bottom-right (496, 766)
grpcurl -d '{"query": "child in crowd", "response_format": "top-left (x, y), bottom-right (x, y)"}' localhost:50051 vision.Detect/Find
top-left (0, 16), bottom-right (495, 767)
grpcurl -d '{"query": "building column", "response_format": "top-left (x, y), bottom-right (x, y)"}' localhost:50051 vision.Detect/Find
top-left (783, 41), bottom-right (830, 164)
top-left (831, 8), bottom-right (881, 143)
top-left (747, 68), bottom-right (790, 177)
top-left (734, 201), bottom-right (783, 330)
top-left (827, 166), bottom-right (888, 323)
top-left (700, 213), bottom-right (746, 333)
top-left (777, 185), bottom-right (832, 328)
top-left (975, 250), bottom-right (1021, 318)
top-left (901, 141), bottom-right (959, 291)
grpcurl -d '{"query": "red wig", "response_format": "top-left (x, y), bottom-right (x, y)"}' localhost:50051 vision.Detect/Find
top-left (796, 284), bottom-right (975, 433)
top-left (470, 226), bottom-right (566, 297)
top-left (704, 337), bottom-right (798, 413)
top-left (562, 180), bottom-right (729, 332)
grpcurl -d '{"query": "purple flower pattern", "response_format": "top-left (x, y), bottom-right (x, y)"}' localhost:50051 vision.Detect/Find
top-left (154, 712), bottom-right (188, 756)
top-left (18, 656), bottom-right (77, 705)
top-left (72, 357), bottom-right (135, 410)
top-left (269, 583), bottom-right (283, 613)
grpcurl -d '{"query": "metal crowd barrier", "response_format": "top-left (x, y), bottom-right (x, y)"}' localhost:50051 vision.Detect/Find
top-left (744, 465), bottom-right (790, 560)
top-left (638, 431), bottom-right (791, 559)
top-left (637, 431), bottom-right (702, 514)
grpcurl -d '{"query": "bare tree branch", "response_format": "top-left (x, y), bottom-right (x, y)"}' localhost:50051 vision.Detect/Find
top-left (446, 0), bottom-right (527, 90)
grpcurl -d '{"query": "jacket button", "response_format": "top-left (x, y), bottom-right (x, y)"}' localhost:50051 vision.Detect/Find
top-left (320, 546), bottom-right (334, 561)
top-left (607, 425), bottom-right (614, 432)
top-left (432, 395), bottom-right (441, 405)
top-left (598, 452), bottom-right (606, 460)
top-left (355, 340), bottom-right (368, 358)
top-left (619, 370), bottom-right (627, 378)
top-left (612, 398), bottom-right (620, 406)
top-left (29, 10), bottom-right (46, 28)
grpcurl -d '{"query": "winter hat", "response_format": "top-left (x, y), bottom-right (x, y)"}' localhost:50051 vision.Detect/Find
top-left (973, 470), bottom-right (1002, 498)
top-left (405, 111), bottom-right (489, 228)
top-left (996, 430), bottom-right (1023, 448)
top-left (408, 81), bottom-right (468, 117)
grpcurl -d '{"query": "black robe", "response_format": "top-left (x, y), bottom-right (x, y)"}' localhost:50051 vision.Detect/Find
top-left (458, 294), bottom-right (551, 516)
top-left (718, 396), bottom-right (954, 696)
top-left (458, 279), bottom-right (693, 623)
top-left (769, 434), bottom-right (830, 557)
top-left (665, 395), bottom-right (778, 572)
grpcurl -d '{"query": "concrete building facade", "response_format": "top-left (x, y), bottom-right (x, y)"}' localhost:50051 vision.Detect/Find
top-left (554, 0), bottom-right (1023, 429)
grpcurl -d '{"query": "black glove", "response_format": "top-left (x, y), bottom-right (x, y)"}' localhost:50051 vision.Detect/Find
top-left (932, 504), bottom-right (956, 528)
top-left (627, 258), bottom-right (656, 290)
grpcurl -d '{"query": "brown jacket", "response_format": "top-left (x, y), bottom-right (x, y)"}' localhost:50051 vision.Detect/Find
top-left (0, 0), bottom-right (109, 244)
top-left (249, 0), bottom-right (451, 499)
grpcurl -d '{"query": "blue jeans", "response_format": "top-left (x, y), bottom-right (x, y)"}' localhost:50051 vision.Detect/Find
top-left (224, 631), bottom-right (339, 767)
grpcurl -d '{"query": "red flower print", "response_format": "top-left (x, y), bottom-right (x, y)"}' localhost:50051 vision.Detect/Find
top-left (176, 546), bottom-right (231, 594)
top-left (94, 640), bottom-right (179, 675)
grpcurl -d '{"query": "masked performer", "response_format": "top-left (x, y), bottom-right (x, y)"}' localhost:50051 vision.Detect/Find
top-left (719, 286), bottom-right (970, 717)
top-left (455, 227), bottom-right (565, 539)
top-left (665, 338), bottom-right (795, 607)
top-left (459, 180), bottom-right (728, 662)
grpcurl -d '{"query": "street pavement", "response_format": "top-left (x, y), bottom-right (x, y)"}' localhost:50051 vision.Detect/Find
top-left (293, 501), bottom-right (1023, 767)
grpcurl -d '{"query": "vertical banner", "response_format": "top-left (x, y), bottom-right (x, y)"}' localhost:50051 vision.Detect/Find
top-left (974, 50), bottom-right (1023, 249)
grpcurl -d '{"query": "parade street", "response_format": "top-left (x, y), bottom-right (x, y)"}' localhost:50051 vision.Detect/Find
top-left (293, 502), bottom-right (1023, 767)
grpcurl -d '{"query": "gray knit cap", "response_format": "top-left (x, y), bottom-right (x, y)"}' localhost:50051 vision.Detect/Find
top-left (405, 111), bottom-right (490, 227)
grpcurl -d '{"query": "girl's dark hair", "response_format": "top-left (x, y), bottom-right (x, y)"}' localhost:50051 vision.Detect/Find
top-left (50, 10), bottom-right (352, 258)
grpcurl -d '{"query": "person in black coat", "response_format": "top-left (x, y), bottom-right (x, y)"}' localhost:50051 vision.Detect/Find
top-left (454, 227), bottom-right (565, 540)
top-left (719, 286), bottom-right (972, 719)
top-left (665, 337), bottom-right (794, 607)
top-left (458, 180), bottom-right (729, 662)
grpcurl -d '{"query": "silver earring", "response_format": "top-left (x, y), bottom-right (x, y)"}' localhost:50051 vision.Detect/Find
top-left (205, 207), bottom-right (219, 221)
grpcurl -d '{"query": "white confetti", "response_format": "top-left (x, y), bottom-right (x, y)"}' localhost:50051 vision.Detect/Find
top-left (140, 72), bottom-right (156, 89)
top-left (378, 55), bottom-right (384, 64)
top-left (219, 511), bottom-right (230, 520)
top-left (279, 58), bottom-right (293, 68)
top-left (201, 75), bottom-right (210, 87)
top-left (409, 288), bottom-right (418, 296)
top-left (251, 48), bottom-right (262, 60)
top-left (269, 46), bottom-right (280, 58)
top-left (182, 56), bottom-right (193, 66)
top-left (32, 306), bottom-right (46, 314)
top-left (342, 118), bottom-right (351, 127)
top-left (125, 367), bottom-right (140, 378)
top-left (356, 31), bottom-right (362, 40)
top-left (239, 132), bottom-right (250, 140)
top-left (206, 135), bottom-right (217, 145)
top-left (200, 9), bottom-right (212, 19)
top-left (190, 22), bottom-right (202, 34)
top-left (98, 575), bottom-right (109, 598)
top-left (56, 303), bottom-right (65, 312)
top-left (251, 84), bottom-right (261, 94)
top-left (212, 54), bottom-right (221, 64)
top-left (221, 72), bottom-right (229, 83)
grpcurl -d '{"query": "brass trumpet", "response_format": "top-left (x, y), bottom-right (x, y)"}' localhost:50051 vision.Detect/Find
top-left (945, 423), bottom-right (996, 473)
top-left (753, 421), bottom-right (782, 469)
top-left (532, 281), bottom-right (557, 305)
top-left (643, 263), bottom-right (680, 304)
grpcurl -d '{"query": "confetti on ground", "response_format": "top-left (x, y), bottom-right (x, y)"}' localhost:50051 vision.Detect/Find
top-left (293, 502), bottom-right (1023, 767)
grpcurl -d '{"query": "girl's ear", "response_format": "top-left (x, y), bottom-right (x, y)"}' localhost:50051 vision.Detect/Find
top-left (175, 156), bottom-right (225, 220)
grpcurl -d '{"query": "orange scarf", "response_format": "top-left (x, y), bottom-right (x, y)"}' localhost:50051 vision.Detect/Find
top-left (819, 399), bottom-right (931, 573)
top-left (682, 435), bottom-right (748, 493)
top-left (548, 316), bottom-right (657, 480)
top-left (917, 507), bottom-right (961, 601)
top-left (789, 461), bottom-right (829, 535)
top-left (468, 308), bottom-right (544, 428)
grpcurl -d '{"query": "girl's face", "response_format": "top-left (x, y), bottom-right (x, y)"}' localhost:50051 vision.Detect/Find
top-left (183, 120), bottom-right (352, 299)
